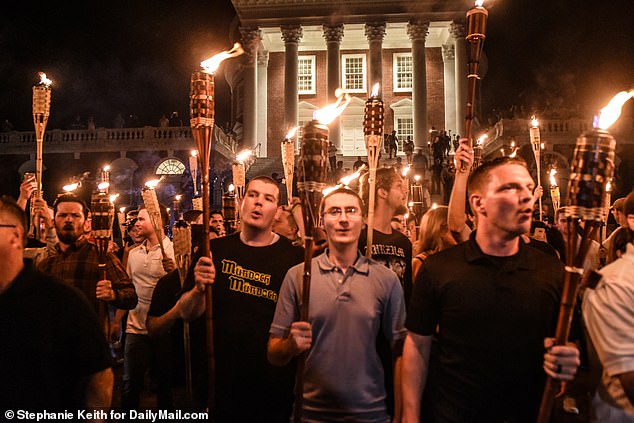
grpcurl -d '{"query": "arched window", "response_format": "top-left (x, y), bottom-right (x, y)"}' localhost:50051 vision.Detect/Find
top-left (156, 158), bottom-right (185, 175)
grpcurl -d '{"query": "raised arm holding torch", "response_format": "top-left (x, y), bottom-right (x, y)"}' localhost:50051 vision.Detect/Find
top-left (30, 72), bottom-right (52, 239)
top-left (363, 83), bottom-right (384, 258)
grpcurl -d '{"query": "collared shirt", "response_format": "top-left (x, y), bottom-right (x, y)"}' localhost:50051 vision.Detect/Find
top-left (126, 237), bottom-right (174, 335)
top-left (38, 236), bottom-right (136, 313)
top-left (583, 243), bottom-right (634, 414)
top-left (407, 232), bottom-right (563, 422)
top-left (271, 250), bottom-right (407, 421)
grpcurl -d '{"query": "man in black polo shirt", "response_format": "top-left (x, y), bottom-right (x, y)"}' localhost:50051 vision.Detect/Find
top-left (402, 157), bottom-right (580, 423)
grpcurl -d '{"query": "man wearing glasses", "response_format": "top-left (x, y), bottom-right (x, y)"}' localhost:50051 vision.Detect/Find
top-left (267, 187), bottom-right (407, 422)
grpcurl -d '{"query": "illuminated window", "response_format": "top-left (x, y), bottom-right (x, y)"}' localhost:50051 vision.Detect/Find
top-left (342, 54), bottom-right (366, 93)
top-left (156, 158), bottom-right (185, 175)
top-left (298, 56), bottom-right (316, 95)
top-left (393, 53), bottom-right (413, 92)
top-left (396, 118), bottom-right (414, 152)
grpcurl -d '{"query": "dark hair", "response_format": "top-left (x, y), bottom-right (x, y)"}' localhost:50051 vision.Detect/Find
top-left (624, 190), bottom-right (634, 216)
top-left (320, 187), bottom-right (367, 217)
top-left (245, 176), bottom-right (281, 206)
top-left (182, 209), bottom-right (203, 224)
top-left (611, 226), bottom-right (633, 257)
top-left (359, 167), bottom-right (401, 209)
top-left (467, 156), bottom-right (528, 196)
top-left (210, 209), bottom-right (224, 218)
top-left (53, 194), bottom-right (89, 219)
top-left (0, 195), bottom-right (28, 246)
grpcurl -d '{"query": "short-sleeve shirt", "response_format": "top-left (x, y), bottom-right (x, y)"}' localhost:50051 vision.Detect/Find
top-left (407, 233), bottom-right (563, 422)
top-left (583, 243), bottom-right (634, 413)
top-left (0, 262), bottom-right (111, 410)
top-left (270, 251), bottom-right (407, 422)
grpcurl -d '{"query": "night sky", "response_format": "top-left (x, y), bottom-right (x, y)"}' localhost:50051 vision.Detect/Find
top-left (0, 0), bottom-right (632, 131)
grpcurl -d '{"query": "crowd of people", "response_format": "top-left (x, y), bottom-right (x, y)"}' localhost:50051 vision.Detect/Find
top-left (1, 138), bottom-right (633, 423)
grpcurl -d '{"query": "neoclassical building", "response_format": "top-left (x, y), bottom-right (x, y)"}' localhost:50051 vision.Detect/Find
top-left (227, 0), bottom-right (472, 158)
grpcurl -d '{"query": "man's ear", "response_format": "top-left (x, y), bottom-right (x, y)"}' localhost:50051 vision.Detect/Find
top-left (377, 187), bottom-right (388, 200)
top-left (470, 194), bottom-right (485, 217)
top-left (274, 206), bottom-right (282, 221)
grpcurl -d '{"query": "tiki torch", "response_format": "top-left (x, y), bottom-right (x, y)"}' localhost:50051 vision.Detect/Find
top-left (537, 90), bottom-right (634, 423)
top-left (363, 83), bottom-right (384, 258)
top-left (142, 178), bottom-right (167, 257)
top-left (172, 213), bottom-right (193, 402)
top-left (29, 72), bottom-right (52, 239)
top-left (282, 127), bottom-right (299, 206)
top-left (294, 91), bottom-right (350, 422)
top-left (549, 168), bottom-right (560, 213)
top-left (91, 190), bottom-right (116, 336)
top-left (463, 0), bottom-right (488, 171)
top-left (473, 134), bottom-right (487, 169)
top-left (530, 117), bottom-right (543, 220)
top-left (191, 41), bottom-right (243, 411)
top-left (118, 206), bottom-right (127, 241)
top-left (222, 184), bottom-right (236, 235)
top-left (190, 150), bottom-right (199, 196)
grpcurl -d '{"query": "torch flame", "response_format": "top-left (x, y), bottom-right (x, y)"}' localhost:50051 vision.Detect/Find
top-left (370, 83), bottom-right (380, 98)
top-left (103, 165), bottom-right (111, 172)
top-left (414, 174), bottom-right (421, 182)
top-left (191, 150), bottom-right (198, 157)
top-left (476, 134), bottom-right (488, 145)
top-left (596, 90), bottom-right (634, 130)
top-left (175, 194), bottom-right (182, 201)
top-left (38, 72), bottom-right (52, 87)
top-left (313, 90), bottom-right (351, 124)
top-left (144, 178), bottom-right (162, 189)
top-left (236, 149), bottom-right (252, 163)
top-left (322, 185), bottom-right (339, 196)
top-left (200, 43), bottom-right (244, 74)
top-left (606, 180), bottom-right (612, 193)
top-left (119, 207), bottom-right (126, 214)
top-left (402, 164), bottom-right (412, 177)
top-left (475, 0), bottom-right (484, 7)
top-left (432, 203), bottom-right (438, 210)
top-left (285, 126), bottom-right (300, 140)
top-left (228, 184), bottom-right (235, 193)
top-left (109, 193), bottom-right (119, 203)
top-left (339, 166), bottom-right (365, 186)
top-left (549, 168), bottom-right (557, 186)
top-left (531, 116), bottom-right (539, 128)
top-left (98, 182), bottom-right (110, 190)
top-left (63, 182), bottom-right (79, 192)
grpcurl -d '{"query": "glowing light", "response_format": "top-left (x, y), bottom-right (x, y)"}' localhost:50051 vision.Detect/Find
top-left (175, 194), bottom-right (182, 201)
top-left (408, 201), bottom-right (414, 208)
top-left (191, 150), bottom-right (198, 157)
top-left (98, 182), bottom-right (110, 190)
top-left (402, 164), bottom-right (412, 177)
top-left (236, 149), bottom-right (253, 162)
top-left (119, 207), bottom-right (126, 214)
top-left (414, 175), bottom-right (421, 182)
top-left (340, 167), bottom-right (364, 186)
top-left (596, 90), bottom-right (634, 130)
top-left (370, 83), bottom-right (380, 98)
top-left (549, 168), bottom-right (557, 186)
top-left (541, 143), bottom-right (545, 150)
top-left (285, 126), bottom-right (299, 140)
top-left (109, 194), bottom-right (119, 203)
top-left (476, 134), bottom-right (488, 145)
top-left (322, 185), bottom-right (339, 196)
top-left (606, 180), bottom-right (612, 193)
top-left (103, 165), bottom-right (111, 172)
top-left (531, 116), bottom-right (539, 128)
top-left (63, 182), bottom-right (79, 192)
top-left (509, 149), bottom-right (518, 158)
top-left (200, 42), bottom-right (244, 74)
top-left (431, 203), bottom-right (438, 210)
top-left (144, 178), bottom-right (162, 189)
top-left (313, 89), bottom-right (351, 124)
top-left (228, 184), bottom-right (235, 193)
top-left (38, 72), bottom-right (52, 86)
top-left (475, 0), bottom-right (484, 6)
top-left (166, 207), bottom-right (171, 213)
top-left (404, 213), bottom-right (409, 220)
top-left (510, 141), bottom-right (516, 148)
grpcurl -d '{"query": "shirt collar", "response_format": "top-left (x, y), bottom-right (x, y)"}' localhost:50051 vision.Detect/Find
top-left (317, 249), bottom-right (370, 275)
top-left (55, 235), bottom-right (89, 253)
top-left (465, 231), bottom-right (535, 270)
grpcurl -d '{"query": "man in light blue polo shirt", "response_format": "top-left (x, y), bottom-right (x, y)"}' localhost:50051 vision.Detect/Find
top-left (267, 187), bottom-right (407, 422)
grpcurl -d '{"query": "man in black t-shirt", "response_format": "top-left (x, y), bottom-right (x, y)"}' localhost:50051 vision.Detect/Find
top-left (147, 177), bottom-right (303, 422)
top-left (402, 157), bottom-right (581, 422)
top-left (0, 196), bottom-right (112, 412)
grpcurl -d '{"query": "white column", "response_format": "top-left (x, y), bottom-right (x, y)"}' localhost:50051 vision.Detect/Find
top-left (281, 25), bottom-right (303, 136)
top-left (442, 44), bottom-right (456, 135)
top-left (364, 22), bottom-right (386, 97)
top-left (257, 50), bottom-right (269, 157)
top-left (450, 22), bottom-right (467, 138)
top-left (407, 20), bottom-right (429, 151)
top-left (323, 24), bottom-right (344, 149)
top-left (239, 26), bottom-right (261, 151)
